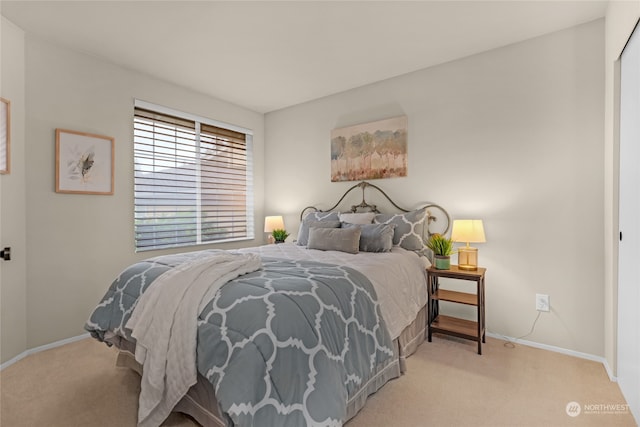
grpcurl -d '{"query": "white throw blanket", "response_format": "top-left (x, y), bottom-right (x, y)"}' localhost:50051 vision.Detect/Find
top-left (126, 251), bottom-right (262, 427)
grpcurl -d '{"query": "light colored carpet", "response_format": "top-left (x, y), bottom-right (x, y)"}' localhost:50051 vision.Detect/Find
top-left (0, 335), bottom-right (635, 427)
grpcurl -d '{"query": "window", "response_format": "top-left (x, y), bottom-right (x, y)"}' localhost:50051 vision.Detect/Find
top-left (133, 101), bottom-right (254, 251)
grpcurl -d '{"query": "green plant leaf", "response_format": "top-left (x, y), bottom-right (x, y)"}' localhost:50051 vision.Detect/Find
top-left (272, 228), bottom-right (290, 242)
top-left (426, 233), bottom-right (454, 255)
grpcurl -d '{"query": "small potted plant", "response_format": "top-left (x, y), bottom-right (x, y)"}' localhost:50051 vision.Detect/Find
top-left (427, 233), bottom-right (454, 269)
top-left (271, 228), bottom-right (290, 244)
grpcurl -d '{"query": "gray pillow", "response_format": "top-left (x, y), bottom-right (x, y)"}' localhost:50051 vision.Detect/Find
top-left (374, 208), bottom-right (428, 251)
top-left (343, 223), bottom-right (396, 253)
top-left (296, 211), bottom-right (341, 246)
top-left (307, 227), bottom-right (361, 254)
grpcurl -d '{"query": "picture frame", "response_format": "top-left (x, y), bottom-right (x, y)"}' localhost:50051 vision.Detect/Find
top-left (330, 115), bottom-right (408, 182)
top-left (1, 97), bottom-right (10, 175)
top-left (55, 128), bottom-right (114, 195)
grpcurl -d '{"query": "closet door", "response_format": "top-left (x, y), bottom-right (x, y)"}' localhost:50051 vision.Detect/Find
top-left (618, 21), bottom-right (640, 423)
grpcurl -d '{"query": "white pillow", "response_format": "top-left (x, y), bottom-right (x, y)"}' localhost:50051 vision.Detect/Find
top-left (338, 212), bottom-right (375, 225)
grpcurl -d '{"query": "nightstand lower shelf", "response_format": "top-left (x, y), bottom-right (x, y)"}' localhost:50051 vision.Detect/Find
top-left (430, 315), bottom-right (480, 340)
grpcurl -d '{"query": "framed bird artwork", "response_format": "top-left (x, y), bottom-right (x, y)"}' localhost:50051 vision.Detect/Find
top-left (55, 128), bottom-right (114, 195)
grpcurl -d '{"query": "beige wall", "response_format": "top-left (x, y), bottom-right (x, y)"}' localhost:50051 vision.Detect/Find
top-left (0, 17), bottom-right (27, 364)
top-left (12, 35), bottom-right (265, 353)
top-left (603, 0), bottom-right (640, 375)
top-left (266, 20), bottom-right (605, 356)
top-left (0, 13), bottom-right (614, 364)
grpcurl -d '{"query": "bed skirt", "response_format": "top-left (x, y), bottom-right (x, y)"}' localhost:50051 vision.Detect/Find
top-left (113, 305), bottom-right (428, 427)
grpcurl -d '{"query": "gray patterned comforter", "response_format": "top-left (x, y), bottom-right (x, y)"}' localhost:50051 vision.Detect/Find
top-left (85, 250), bottom-right (397, 426)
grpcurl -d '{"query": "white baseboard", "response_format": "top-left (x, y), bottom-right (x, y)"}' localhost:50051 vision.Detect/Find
top-left (0, 333), bottom-right (90, 371)
top-left (486, 332), bottom-right (617, 382)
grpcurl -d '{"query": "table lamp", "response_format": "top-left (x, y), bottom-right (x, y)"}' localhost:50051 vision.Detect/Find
top-left (264, 215), bottom-right (285, 244)
top-left (451, 219), bottom-right (486, 271)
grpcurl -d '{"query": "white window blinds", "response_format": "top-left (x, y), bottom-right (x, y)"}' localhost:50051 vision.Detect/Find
top-left (133, 103), bottom-right (254, 251)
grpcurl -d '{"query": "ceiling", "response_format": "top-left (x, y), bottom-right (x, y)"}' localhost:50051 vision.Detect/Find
top-left (1, 1), bottom-right (607, 113)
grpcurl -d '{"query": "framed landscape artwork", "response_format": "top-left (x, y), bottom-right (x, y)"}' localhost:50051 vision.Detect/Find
top-left (331, 116), bottom-right (408, 182)
top-left (55, 128), bottom-right (114, 195)
top-left (0, 97), bottom-right (10, 174)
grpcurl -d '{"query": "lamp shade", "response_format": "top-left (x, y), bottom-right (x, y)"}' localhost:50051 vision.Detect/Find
top-left (451, 220), bottom-right (486, 244)
top-left (264, 215), bottom-right (285, 233)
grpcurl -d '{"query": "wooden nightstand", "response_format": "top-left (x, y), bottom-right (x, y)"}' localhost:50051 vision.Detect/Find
top-left (427, 265), bottom-right (486, 354)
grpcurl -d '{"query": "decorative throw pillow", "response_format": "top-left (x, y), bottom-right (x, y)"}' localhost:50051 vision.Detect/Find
top-left (343, 223), bottom-right (396, 253)
top-left (374, 208), bottom-right (428, 251)
top-left (307, 227), bottom-right (361, 254)
top-left (296, 211), bottom-right (341, 246)
top-left (338, 212), bottom-right (376, 225)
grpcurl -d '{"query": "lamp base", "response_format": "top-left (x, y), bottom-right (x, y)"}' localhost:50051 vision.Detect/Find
top-left (457, 246), bottom-right (479, 271)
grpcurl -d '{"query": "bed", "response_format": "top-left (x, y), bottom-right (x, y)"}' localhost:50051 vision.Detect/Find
top-left (85, 181), bottom-right (450, 427)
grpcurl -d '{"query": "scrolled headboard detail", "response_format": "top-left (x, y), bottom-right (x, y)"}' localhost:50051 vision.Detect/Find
top-left (299, 181), bottom-right (450, 236)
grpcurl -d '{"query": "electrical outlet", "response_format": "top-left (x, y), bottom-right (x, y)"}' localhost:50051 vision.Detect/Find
top-left (536, 294), bottom-right (550, 312)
